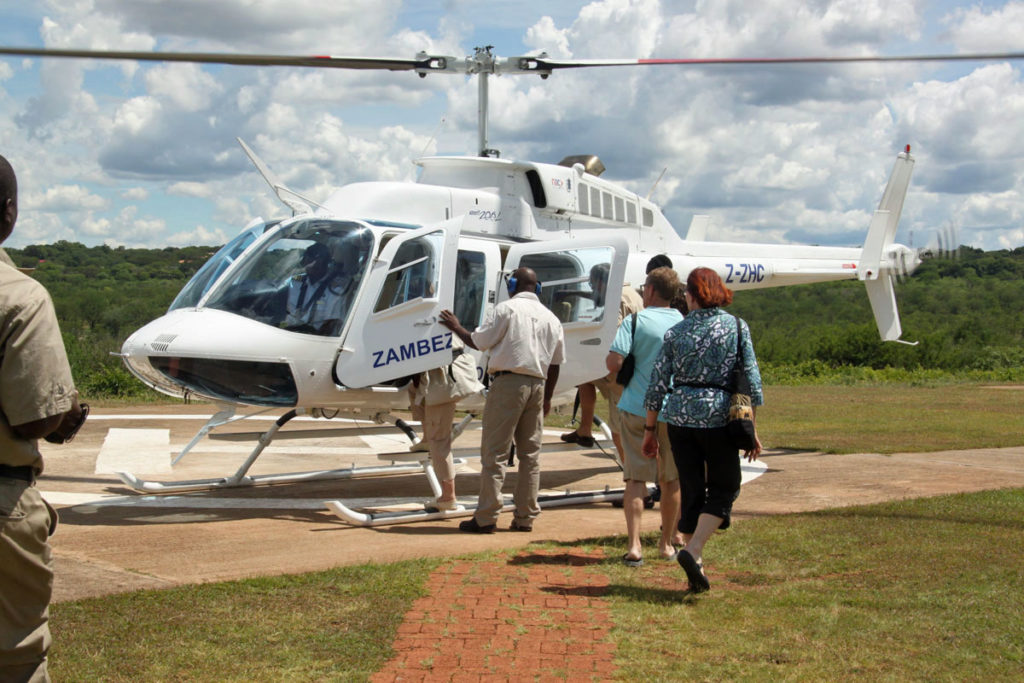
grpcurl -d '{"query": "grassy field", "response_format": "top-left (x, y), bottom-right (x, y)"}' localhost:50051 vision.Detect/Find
top-left (548, 382), bottom-right (1024, 453)
top-left (49, 490), bottom-right (1024, 681)
top-left (49, 382), bottom-right (1024, 680)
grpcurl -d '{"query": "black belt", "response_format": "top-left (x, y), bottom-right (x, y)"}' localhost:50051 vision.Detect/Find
top-left (0, 464), bottom-right (35, 482)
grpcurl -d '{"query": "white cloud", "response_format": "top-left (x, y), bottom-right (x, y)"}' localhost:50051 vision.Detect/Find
top-left (27, 185), bottom-right (108, 212)
top-left (1, 0), bottom-right (1022, 253)
top-left (166, 224), bottom-right (229, 247)
top-left (944, 1), bottom-right (1024, 52)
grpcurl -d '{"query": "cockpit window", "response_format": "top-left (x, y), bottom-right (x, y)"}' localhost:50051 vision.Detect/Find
top-left (168, 220), bottom-right (276, 312)
top-left (373, 230), bottom-right (443, 313)
top-left (204, 218), bottom-right (373, 337)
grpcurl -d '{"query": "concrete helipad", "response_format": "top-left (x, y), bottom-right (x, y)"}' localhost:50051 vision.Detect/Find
top-left (37, 404), bottom-right (1024, 603)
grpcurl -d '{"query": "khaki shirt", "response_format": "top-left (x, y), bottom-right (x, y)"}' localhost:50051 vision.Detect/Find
top-left (0, 264), bottom-right (75, 472)
top-left (471, 292), bottom-right (566, 379)
top-left (619, 284), bottom-right (643, 324)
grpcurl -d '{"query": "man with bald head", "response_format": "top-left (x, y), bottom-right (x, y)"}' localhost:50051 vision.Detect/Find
top-left (440, 266), bottom-right (565, 533)
top-left (2, 153), bottom-right (86, 682)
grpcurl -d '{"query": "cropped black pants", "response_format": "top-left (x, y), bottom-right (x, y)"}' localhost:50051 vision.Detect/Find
top-left (667, 424), bottom-right (741, 534)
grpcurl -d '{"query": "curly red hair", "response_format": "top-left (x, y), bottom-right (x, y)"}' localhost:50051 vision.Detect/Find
top-left (686, 267), bottom-right (733, 308)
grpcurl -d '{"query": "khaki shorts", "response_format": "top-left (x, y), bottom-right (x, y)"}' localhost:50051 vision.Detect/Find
top-left (618, 412), bottom-right (679, 483)
top-left (591, 374), bottom-right (623, 434)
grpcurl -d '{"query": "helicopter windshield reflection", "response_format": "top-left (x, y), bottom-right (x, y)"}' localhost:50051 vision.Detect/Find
top-left (204, 218), bottom-right (372, 337)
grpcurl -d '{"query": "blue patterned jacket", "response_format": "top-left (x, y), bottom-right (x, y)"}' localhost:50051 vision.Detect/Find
top-left (644, 307), bottom-right (763, 428)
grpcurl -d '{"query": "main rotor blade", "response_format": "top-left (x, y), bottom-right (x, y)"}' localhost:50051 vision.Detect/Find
top-left (0, 46), bottom-right (445, 72)
top-left (5, 46), bottom-right (1023, 77)
top-left (529, 52), bottom-right (1024, 71)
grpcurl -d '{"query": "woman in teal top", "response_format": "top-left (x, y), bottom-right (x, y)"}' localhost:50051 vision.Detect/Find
top-left (642, 267), bottom-right (763, 593)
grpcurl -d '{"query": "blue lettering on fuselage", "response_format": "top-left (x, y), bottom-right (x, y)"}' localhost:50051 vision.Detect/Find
top-left (372, 332), bottom-right (454, 368)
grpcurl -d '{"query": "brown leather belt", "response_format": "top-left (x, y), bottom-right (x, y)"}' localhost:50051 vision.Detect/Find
top-left (0, 464), bottom-right (35, 482)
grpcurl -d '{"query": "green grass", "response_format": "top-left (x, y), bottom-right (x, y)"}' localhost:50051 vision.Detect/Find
top-left (601, 489), bottom-right (1024, 681)
top-left (549, 382), bottom-right (1024, 453)
top-left (50, 560), bottom-right (441, 681)
top-left (757, 384), bottom-right (1024, 453)
top-left (49, 381), bottom-right (1024, 680)
top-left (50, 490), bottom-right (1024, 681)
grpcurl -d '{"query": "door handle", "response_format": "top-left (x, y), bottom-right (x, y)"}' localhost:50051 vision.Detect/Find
top-left (413, 316), bottom-right (436, 327)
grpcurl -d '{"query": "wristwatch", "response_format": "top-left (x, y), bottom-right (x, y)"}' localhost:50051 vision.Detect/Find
top-left (44, 402), bottom-right (90, 444)
top-left (643, 424), bottom-right (656, 431)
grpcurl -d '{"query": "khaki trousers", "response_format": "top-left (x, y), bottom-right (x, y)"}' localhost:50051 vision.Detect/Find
top-left (1, 480), bottom-right (54, 683)
top-left (408, 394), bottom-right (457, 482)
top-left (475, 374), bottom-right (545, 526)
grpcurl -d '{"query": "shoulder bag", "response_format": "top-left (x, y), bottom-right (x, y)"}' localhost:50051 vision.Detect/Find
top-left (727, 316), bottom-right (758, 451)
top-left (615, 313), bottom-right (638, 386)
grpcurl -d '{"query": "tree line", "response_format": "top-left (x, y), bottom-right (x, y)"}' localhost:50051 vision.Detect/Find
top-left (5, 241), bottom-right (1023, 399)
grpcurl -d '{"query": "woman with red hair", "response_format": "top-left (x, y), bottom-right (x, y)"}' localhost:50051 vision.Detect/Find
top-left (642, 267), bottom-right (763, 593)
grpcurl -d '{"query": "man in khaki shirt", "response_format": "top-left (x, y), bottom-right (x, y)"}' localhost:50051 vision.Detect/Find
top-left (440, 267), bottom-right (565, 533)
top-left (1, 154), bottom-right (86, 682)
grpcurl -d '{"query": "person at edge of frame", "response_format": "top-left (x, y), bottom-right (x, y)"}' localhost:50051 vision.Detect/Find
top-left (1, 153), bottom-right (89, 683)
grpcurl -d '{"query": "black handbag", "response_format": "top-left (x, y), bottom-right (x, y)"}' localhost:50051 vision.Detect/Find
top-left (727, 316), bottom-right (757, 451)
top-left (615, 313), bottom-right (638, 386)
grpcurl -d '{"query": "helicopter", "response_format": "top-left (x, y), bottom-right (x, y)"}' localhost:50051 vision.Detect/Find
top-left (3, 44), bottom-right (1014, 525)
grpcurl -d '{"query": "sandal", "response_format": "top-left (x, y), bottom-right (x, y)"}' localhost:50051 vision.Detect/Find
top-left (622, 553), bottom-right (644, 567)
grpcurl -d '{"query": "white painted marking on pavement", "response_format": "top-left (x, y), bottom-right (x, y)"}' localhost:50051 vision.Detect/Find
top-left (95, 428), bottom-right (172, 474)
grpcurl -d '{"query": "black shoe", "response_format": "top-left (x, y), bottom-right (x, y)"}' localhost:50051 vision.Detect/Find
top-left (459, 517), bottom-right (496, 534)
top-left (560, 430), bottom-right (595, 448)
top-left (677, 549), bottom-right (710, 593)
top-left (509, 519), bottom-right (533, 532)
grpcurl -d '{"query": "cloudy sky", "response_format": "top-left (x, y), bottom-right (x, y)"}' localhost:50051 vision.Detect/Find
top-left (1, 0), bottom-right (1022, 251)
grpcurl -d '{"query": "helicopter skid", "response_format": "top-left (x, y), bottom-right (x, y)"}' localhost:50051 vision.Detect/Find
top-left (116, 461), bottom-right (432, 494)
top-left (324, 484), bottom-right (650, 527)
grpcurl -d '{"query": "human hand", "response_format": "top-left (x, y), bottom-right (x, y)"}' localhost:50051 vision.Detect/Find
top-left (641, 430), bottom-right (659, 459)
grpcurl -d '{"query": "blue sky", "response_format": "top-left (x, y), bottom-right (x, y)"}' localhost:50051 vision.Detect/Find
top-left (1, 0), bottom-right (1023, 251)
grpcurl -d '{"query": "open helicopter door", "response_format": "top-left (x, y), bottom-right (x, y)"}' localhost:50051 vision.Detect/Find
top-left (503, 235), bottom-right (629, 390)
top-left (335, 222), bottom-right (461, 388)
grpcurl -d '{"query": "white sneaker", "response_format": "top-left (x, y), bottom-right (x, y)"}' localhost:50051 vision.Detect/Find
top-left (408, 439), bottom-right (430, 453)
top-left (433, 497), bottom-right (458, 511)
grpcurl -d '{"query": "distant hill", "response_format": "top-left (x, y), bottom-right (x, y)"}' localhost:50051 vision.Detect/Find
top-left (5, 241), bottom-right (1023, 398)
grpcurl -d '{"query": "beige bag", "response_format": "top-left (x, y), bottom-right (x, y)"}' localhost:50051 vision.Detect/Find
top-left (421, 344), bottom-right (484, 406)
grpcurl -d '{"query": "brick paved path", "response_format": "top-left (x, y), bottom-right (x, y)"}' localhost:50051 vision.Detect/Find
top-left (371, 548), bottom-right (617, 682)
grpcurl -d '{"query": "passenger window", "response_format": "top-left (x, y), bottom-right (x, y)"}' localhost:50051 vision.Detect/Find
top-left (454, 250), bottom-right (486, 329)
top-left (602, 192), bottom-right (613, 219)
top-left (589, 187), bottom-right (601, 217)
top-left (627, 201), bottom-right (637, 224)
top-left (614, 197), bottom-right (625, 222)
top-left (642, 208), bottom-right (654, 227)
top-left (578, 183), bottom-right (589, 214)
top-left (519, 246), bottom-right (616, 324)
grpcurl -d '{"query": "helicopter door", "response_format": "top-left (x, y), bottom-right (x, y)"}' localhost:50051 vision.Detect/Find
top-left (335, 223), bottom-right (460, 388)
top-left (504, 236), bottom-right (628, 390)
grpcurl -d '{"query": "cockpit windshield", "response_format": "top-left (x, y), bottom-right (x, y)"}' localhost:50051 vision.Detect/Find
top-left (204, 218), bottom-right (373, 337)
top-left (168, 220), bottom-right (277, 312)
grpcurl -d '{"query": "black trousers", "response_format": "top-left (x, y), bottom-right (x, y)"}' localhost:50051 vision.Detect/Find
top-left (667, 424), bottom-right (741, 534)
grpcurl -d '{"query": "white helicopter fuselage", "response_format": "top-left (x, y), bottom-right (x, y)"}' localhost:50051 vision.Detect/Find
top-left (120, 149), bottom-right (919, 416)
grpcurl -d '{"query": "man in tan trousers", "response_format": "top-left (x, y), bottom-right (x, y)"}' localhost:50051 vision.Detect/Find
top-left (2, 153), bottom-right (87, 682)
top-left (440, 267), bottom-right (565, 533)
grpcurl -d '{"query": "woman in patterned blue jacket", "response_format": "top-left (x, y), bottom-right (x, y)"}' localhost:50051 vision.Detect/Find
top-left (641, 267), bottom-right (763, 593)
